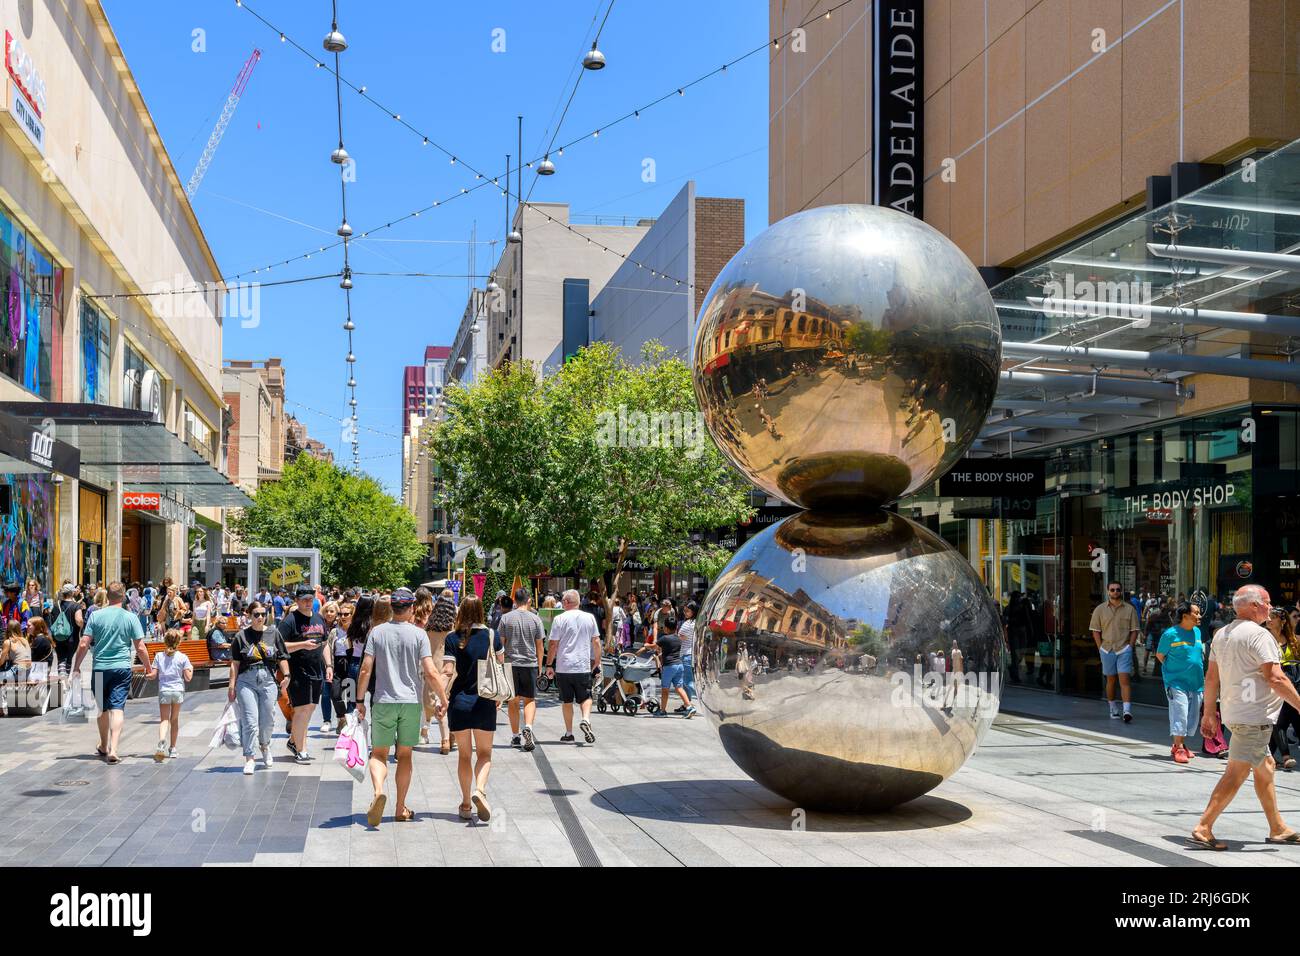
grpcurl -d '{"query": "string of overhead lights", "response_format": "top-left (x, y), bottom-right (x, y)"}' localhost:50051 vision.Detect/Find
top-left (320, 2), bottom-right (360, 472)
top-left (223, 0), bottom-right (857, 289)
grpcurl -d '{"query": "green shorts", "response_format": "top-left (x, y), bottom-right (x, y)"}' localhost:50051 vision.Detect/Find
top-left (371, 702), bottom-right (423, 749)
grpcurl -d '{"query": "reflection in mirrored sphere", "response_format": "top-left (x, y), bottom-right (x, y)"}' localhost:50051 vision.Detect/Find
top-left (692, 204), bottom-right (1001, 510)
top-left (696, 510), bottom-right (1003, 812)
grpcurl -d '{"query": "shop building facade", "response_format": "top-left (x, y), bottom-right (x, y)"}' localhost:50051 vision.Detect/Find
top-left (0, 0), bottom-right (245, 592)
top-left (770, 1), bottom-right (1300, 702)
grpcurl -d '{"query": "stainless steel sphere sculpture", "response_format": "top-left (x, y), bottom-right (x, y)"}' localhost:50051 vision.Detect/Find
top-left (692, 204), bottom-right (1005, 812)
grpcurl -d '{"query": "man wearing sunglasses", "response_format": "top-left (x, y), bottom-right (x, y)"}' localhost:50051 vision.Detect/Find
top-left (1090, 581), bottom-right (1141, 722)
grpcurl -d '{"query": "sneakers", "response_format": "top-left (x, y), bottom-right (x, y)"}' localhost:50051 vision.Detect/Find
top-left (168, 747), bottom-right (179, 759)
top-left (1172, 745), bottom-right (1190, 764)
top-left (673, 705), bottom-right (688, 713)
top-left (420, 726), bottom-right (430, 744)
top-left (153, 742), bottom-right (167, 763)
top-left (510, 734), bottom-right (521, 748)
top-left (651, 710), bottom-right (667, 718)
top-left (1122, 712), bottom-right (1133, 724)
top-left (262, 748), bottom-right (274, 769)
top-left (294, 750), bottom-right (312, 764)
top-left (243, 758), bottom-right (256, 775)
top-left (1108, 706), bottom-right (1121, 719)
top-left (287, 738), bottom-right (300, 756)
top-left (580, 719), bottom-right (595, 744)
top-left (560, 733), bottom-right (575, 743)
top-left (683, 706), bottom-right (697, 719)
top-left (521, 725), bottom-right (535, 752)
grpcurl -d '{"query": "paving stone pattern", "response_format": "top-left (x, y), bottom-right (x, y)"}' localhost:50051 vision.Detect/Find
top-left (3, 681), bottom-right (1300, 867)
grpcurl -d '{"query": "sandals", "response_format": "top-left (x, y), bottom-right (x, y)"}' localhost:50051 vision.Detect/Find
top-left (1266, 831), bottom-right (1300, 845)
top-left (366, 793), bottom-right (386, 827)
top-left (1186, 832), bottom-right (1227, 851)
top-left (471, 789), bottom-right (491, 822)
top-left (95, 746), bottom-right (108, 758)
top-left (440, 741), bottom-right (451, 755)
top-left (458, 804), bottom-right (473, 820)
top-left (105, 754), bottom-right (121, 765)
top-left (395, 807), bottom-right (415, 822)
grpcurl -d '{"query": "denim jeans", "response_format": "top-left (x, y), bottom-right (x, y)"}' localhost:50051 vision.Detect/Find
top-left (319, 677), bottom-right (332, 722)
top-left (681, 655), bottom-right (696, 701)
top-left (1166, 685), bottom-right (1202, 739)
top-left (236, 667), bottom-right (279, 758)
top-left (346, 657), bottom-right (362, 714)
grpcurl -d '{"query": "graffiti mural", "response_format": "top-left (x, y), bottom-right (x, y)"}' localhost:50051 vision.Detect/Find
top-left (0, 475), bottom-right (51, 591)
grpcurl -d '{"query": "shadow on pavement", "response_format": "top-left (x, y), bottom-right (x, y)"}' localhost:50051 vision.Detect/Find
top-left (592, 781), bottom-right (973, 832)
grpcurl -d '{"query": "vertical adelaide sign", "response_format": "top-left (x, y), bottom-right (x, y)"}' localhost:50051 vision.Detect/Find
top-left (871, 1), bottom-right (922, 217)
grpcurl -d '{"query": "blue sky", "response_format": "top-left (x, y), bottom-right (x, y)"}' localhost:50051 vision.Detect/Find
top-left (101, 0), bottom-right (771, 494)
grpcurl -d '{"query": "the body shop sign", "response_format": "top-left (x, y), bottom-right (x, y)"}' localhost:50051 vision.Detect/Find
top-left (4, 30), bottom-right (45, 154)
top-left (872, 2), bottom-right (922, 217)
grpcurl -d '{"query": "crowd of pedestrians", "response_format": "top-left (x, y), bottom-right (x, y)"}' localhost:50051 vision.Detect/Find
top-left (49, 576), bottom-right (703, 828)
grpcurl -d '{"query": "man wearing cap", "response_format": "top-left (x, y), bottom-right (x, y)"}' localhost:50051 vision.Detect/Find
top-left (355, 587), bottom-right (447, 827)
top-left (1, 581), bottom-right (29, 633)
top-left (278, 584), bottom-right (330, 762)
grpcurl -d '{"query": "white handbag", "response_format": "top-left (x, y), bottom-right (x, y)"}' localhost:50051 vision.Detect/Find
top-left (476, 628), bottom-right (514, 702)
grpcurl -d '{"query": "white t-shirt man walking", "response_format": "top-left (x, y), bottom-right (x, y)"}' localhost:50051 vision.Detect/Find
top-left (544, 589), bottom-right (602, 745)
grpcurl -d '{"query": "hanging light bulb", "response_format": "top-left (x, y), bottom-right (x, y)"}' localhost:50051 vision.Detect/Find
top-left (337, 220), bottom-right (353, 238)
top-left (347, 378), bottom-right (357, 388)
top-left (323, 29), bottom-right (348, 52)
top-left (486, 276), bottom-right (501, 293)
top-left (331, 145), bottom-right (350, 164)
top-left (340, 273), bottom-right (353, 290)
top-left (538, 155), bottom-right (556, 176)
top-left (507, 229), bottom-right (522, 244)
top-left (346, 352), bottom-right (356, 363)
top-left (343, 318), bottom-right (355, 331)
top-left (582, 41), bottom-right (606, 70)
top-left (349, 397), bottom-right (357, 407)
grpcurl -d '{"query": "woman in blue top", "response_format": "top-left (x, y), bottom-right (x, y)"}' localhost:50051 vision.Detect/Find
top-left (1156, 601), bottom-right (1204, 764)
top-left (445, 595), bottom-right (504, 823)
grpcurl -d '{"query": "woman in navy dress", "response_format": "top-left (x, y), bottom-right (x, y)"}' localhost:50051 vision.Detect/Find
top-left (445, 596), bottom-right (504, 822)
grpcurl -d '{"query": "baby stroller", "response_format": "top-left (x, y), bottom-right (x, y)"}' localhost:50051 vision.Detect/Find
top-left (596, 651), bottom-right (660, 716)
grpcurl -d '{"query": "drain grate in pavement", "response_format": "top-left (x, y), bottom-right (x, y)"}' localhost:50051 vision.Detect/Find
top-left (531, 745), bottom-right (602, 867)
top-left (54, 779), bottom-right (90, 787)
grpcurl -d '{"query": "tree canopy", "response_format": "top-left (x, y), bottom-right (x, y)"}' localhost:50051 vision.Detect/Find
top-left (431, 341), bottom-right (754, 585)
top-left (228, 453), bottom-right (423, 589)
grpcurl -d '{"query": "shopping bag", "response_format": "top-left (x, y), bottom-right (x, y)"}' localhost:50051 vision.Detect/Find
top-left (61, 675), bottom-right (88, 723)
top-left (208, 702), bottom-right (241, 750)
top-left (333, 712), bottom-right (369, 782)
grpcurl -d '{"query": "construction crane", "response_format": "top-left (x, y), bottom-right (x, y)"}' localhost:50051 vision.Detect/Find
top-left (185, 48), bottom-right (261, 198)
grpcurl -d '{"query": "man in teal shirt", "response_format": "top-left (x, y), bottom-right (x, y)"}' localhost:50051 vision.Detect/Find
top-left (70, 581), bottom-right (151, 765)
top-left (1157, 601), bottom-right (1205, 764)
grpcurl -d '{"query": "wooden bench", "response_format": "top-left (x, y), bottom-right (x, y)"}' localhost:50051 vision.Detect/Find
top-left (131, 638), bottom-right (230, 696)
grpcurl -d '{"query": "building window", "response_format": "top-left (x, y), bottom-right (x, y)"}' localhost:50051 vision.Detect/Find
top-left (80, 300), bottom-right (112, 404)
top-left (0, 203), bottom-right (61, 399)
top-left (123, 342), bottom-right (160, 412)
top-left (184, 404), bottom-right (216, 464)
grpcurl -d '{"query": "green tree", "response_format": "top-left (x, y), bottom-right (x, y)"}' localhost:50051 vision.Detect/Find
top-left (431, 341), bottom-right (754, 605)
top-left (229, 453), bottom-right (423, 589)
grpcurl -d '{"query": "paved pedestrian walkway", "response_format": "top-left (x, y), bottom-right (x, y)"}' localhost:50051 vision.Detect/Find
top-left (2, 683), bottom-right (1299, 867)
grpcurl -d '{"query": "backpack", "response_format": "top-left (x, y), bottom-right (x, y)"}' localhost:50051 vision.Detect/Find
top-left (51, 605), bottom-right (72, 639)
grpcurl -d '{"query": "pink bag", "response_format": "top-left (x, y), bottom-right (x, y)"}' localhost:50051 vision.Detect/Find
top-left (333, 712), bottom-right (369, 781)
top-left (1202, 702), bottom-right (1228, 756)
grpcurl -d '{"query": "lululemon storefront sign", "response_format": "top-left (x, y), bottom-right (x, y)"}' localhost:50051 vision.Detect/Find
top-left (872, 1), bottom-right (923, 217)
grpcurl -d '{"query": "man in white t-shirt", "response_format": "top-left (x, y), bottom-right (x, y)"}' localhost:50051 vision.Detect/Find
top-left (544, 589), bottom-right (602, 745)
top-left (1191, 585), bottom-right (1300, 850)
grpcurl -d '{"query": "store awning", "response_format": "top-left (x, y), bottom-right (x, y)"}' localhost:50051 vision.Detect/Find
top-left (0, 406), bottom-right (80, 477)
top-left (0, 402), bottom-right (252, 508)
top-left (983, 136), bottom-right (1300, 455)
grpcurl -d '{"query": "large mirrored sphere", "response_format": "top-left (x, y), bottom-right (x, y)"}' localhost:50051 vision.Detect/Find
top-left (696, 509), bottom-right (1004, 812)
top-left (692, 204), bottom-right (1001, 509)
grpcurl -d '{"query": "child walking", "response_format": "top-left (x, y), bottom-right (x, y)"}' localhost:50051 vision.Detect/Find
top-left (152, 628), bottom-right (193, 762)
